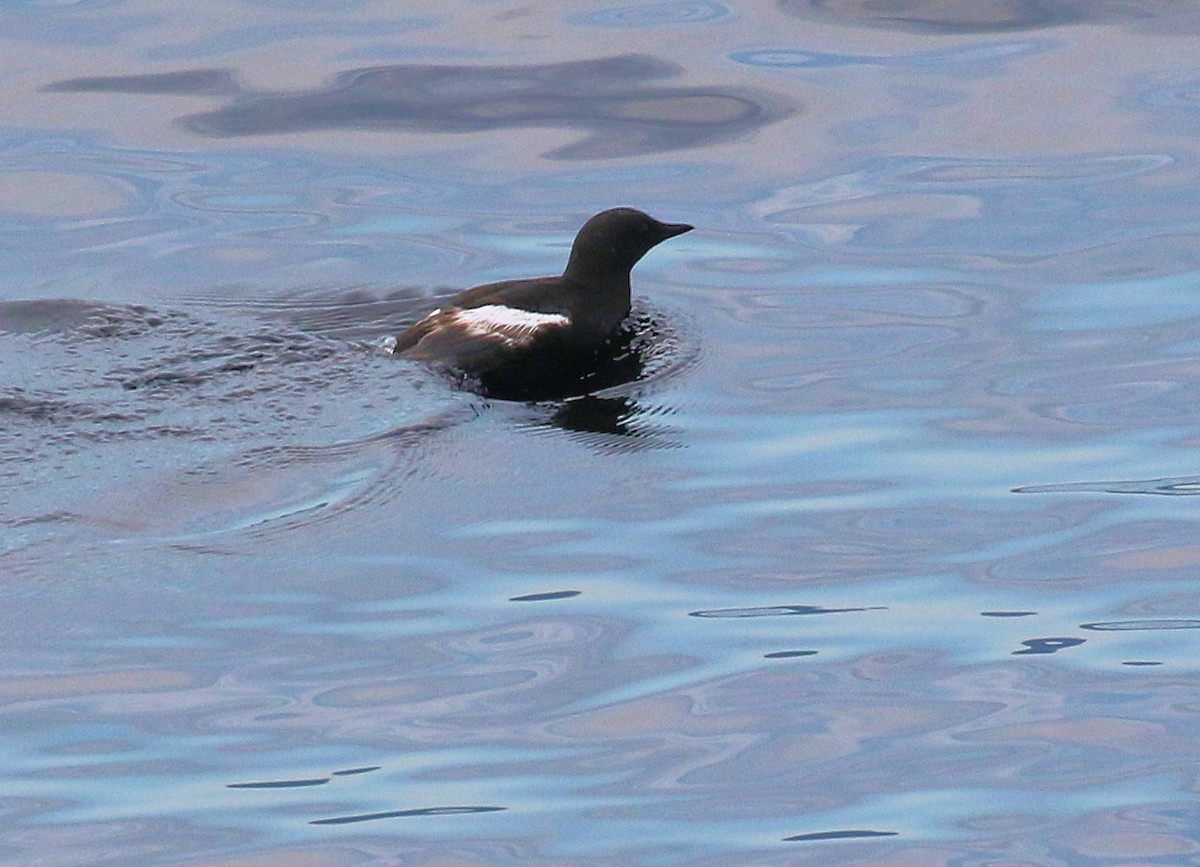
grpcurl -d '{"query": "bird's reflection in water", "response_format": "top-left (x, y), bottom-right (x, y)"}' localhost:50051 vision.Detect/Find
top-left (550, 394), bottom-right (642, 437)
top-left (521, 392), bottom-right (682, 453)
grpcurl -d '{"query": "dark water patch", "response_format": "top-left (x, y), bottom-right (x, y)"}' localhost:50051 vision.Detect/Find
top-left (0, 299), bottom-right (127, 335)
top-left (44, 68), bottom-right (238, 95)
top-left (778, 0), bottom-right (1200, 35)
top-left (0, 299), bottom-right (179, 339)
top-left (331, 766), bottom-right (381, 776)
top-left (1012, 637), bottom-right (1085, 655)
top-left (784, 829), bottom-right (899, 842)
top-left (764, 649), bottom-right (818, 659)
top-left (310, 805), bottom-right (506, 825)
top-left (690, 604), bottom-right (886, 618)
top-left (509, 590), bottom-right (582, 602)
top-left (1014, 476), bottom-right (1200, 496)
top-left (0, 393), bottom-right (142, 426)
top-left (777, 0), bottom-right (1081, 32)
top-left (980, 610), bottom-right (1037, 617)
top-left (1081, 619), bottom-right (1200, 631)
top-left (42, 55), bottom-right (797, 160)
top-left (227, 777), bottom-right (330, 789)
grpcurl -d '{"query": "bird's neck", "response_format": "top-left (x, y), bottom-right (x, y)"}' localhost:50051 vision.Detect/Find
top-left (560, 262), bottom-right (632, 330)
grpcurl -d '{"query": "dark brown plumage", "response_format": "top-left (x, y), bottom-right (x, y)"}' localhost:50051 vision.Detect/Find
top-left (392, 207), bottom-right (691, 396)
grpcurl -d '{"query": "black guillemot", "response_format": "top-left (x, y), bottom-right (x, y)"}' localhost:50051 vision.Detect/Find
top-left (390, 207), bottom-right (692, 398)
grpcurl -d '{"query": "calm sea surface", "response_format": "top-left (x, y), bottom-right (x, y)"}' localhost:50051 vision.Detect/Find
top-left (6, 2), bottom-right (1200, 864)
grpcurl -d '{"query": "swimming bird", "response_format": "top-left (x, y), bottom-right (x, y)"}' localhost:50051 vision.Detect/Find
top-left (391, 207), bottom-right (692, 397)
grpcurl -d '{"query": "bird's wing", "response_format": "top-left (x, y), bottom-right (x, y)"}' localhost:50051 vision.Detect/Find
top-left (448, 277), bottom-right (562, 310)
top-left (390, 306), bottom-right (444, 354)
top-left (397, 304), bottom-right (569, 369)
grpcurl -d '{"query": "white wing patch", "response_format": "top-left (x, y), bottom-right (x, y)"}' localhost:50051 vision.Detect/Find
top-left (446, 305), bottom-right (569, 348)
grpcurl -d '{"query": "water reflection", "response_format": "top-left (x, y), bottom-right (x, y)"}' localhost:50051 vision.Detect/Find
top-left (43, 68), bottom-right (237, 95)
top-left (1012, 637), bottom-right (1086, 655)
top-left (45, 55), bottom-right (793, 159)
top-left (547, 395), bottom-right (644, 436)
top-left (777, 0), bottom-right (1200, 34)
top-left (227, 777), bottom-right (329, 789)
top-left (509, 590), bottom-right (581, 602)
top-left (1082, 619), bottom-right (1200, 631)
top-left (690, 604), bottom-right (885, 618)
top-left (1014, 475), bottom-right (1200, 495)
top-left (778, 0), bottom-right (1083, 32)
top-left (785, 829), bottom-right (898, 842)
top-left (508, 392), bottom-right (684, 452)
top-left (310, 805), bottom-right (506, 826)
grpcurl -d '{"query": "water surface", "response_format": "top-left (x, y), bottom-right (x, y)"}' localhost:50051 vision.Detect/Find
top-left (5, 1), bottom-right (1200, 864)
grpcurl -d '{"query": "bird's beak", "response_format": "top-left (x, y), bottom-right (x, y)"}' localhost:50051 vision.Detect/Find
top-left (657, 222), bottom-right (694, 240)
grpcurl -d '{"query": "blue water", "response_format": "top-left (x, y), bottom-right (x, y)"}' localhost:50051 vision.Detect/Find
top-left (5, 2), bottom-right (1200, 864)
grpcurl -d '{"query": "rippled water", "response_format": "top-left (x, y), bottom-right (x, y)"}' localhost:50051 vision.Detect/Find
top-left (6, 1), bottom-right (1200, 864)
